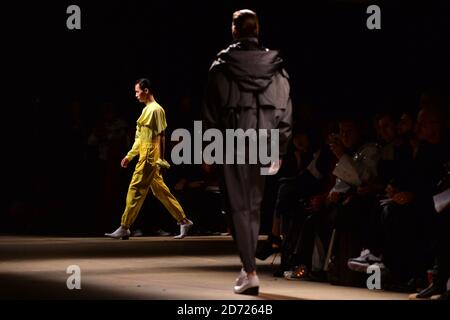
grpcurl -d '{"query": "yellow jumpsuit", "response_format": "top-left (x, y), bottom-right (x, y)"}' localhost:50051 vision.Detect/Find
top-left (120, 101), bottom-right (186, 229)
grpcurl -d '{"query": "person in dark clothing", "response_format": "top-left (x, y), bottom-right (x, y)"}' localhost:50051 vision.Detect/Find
top-left (202, 9), bottom-right (292, 295)
top-left (255, 128), bottom-right (316, 262)
top-left (349, 104), bottom-right (449, 290)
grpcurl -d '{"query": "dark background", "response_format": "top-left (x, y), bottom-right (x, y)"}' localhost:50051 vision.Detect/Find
top-left (2, 0), bottom-right (448, 235)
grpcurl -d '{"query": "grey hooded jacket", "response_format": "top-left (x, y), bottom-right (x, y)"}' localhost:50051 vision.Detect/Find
top-left (202, 37), bottom-right (293, 219)
top-left (203, 37), bottom-right (293, 159)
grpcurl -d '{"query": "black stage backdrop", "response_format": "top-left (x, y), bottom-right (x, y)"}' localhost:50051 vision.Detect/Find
top-left (1, 0), bottom-right (448, 234)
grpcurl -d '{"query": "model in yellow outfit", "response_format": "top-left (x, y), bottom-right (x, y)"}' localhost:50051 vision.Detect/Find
top-left (105, 78), bottom-right (193, 240)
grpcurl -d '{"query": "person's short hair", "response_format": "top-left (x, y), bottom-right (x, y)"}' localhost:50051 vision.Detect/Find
top-left (232, 9), bottom-right (259, 38)
top-left (135, 78), bottom-right (154, 94)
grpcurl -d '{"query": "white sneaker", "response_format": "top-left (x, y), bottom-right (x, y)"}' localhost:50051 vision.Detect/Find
top-left (233, 274), bottom-right (259, 295)
top-left (105, 226), bottom-right (131, 240)
top-left (347, 249), bottom-right (383, 272)
top-left (174, 219), bottom-right (193, 239)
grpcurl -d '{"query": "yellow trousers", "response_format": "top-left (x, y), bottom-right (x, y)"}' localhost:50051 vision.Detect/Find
top-left (121, 143), bottom-right (186, 229)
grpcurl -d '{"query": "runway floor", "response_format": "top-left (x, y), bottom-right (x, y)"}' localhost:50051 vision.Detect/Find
top-left (0, 235), bottom-right (410, 300)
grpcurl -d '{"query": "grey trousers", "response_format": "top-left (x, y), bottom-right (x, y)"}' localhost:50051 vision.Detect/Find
top-left (221, 164), bottom-right (266, 273)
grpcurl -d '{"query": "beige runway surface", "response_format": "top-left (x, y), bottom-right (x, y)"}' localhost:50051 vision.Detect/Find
top-left (0, 236), bottom-right (410, 300)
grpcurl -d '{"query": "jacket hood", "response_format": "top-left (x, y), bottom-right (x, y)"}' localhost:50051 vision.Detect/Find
top-left (212, 39), bottom-right (284, 91)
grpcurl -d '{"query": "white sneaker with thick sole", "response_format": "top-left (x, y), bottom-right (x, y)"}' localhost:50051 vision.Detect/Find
top-left (105, 226), bottom-right (131, 240)
top-left (174, 220), bottom-right (193, 239)
top-left (233, 274), bottom-right (259, 295)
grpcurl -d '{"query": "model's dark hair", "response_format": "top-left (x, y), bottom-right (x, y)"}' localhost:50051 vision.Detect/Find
top-left (135, 78), bottom-right (154, 93)
top-left (232, 9), bottom-right (259, 38)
